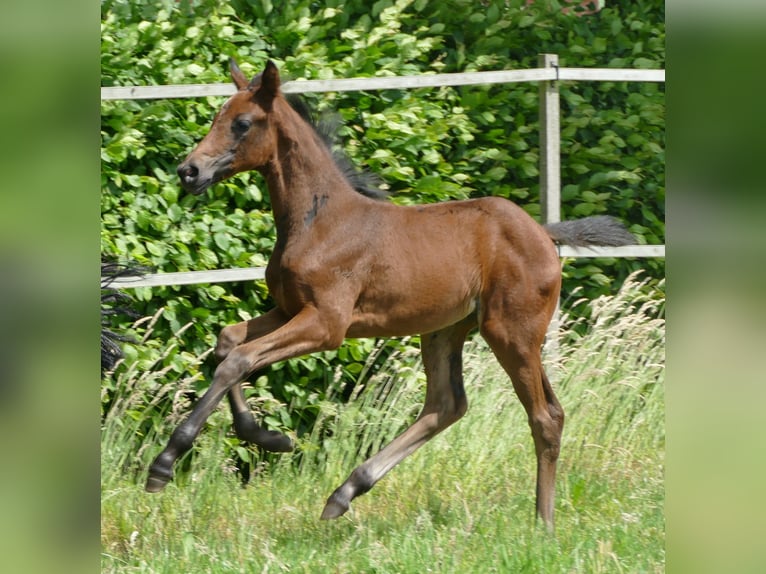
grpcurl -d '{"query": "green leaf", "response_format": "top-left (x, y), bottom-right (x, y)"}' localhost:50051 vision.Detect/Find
top-left (485, 166), bottom-right (508, 181)
top-left (146, 242), bottom-right (165, 257)
top-left (213, 232), bottom-right (231, 250)
top-left (345, 362), bottom-right (364, 375)
top-left (207, 285), bottom-right (227, 300)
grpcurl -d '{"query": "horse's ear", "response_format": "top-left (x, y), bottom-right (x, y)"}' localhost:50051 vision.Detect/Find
top-left (256, 60), bottom-right (280, 99)
top-left (230, 58), bottom-right (249, 90)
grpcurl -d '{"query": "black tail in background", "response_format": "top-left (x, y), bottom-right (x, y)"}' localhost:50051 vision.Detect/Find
top-left (544, 216), bottom-right (635, 247)
top-left (101, 261), bottom-right (146, 374)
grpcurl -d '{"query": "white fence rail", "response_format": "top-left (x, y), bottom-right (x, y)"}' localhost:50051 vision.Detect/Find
top-left (110, 245), bottom-right (664, 289)
top-left (102, 57), bottom-right (665, 289)
top-left (100, 66), bottom-right (664, 101)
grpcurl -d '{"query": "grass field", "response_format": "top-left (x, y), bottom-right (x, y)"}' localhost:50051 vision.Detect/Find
top-left (101, 275), bottom-right (664, 573)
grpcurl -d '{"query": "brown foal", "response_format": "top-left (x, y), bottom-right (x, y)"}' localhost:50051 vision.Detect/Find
top-left (145, 59), bottom-right (634, 529)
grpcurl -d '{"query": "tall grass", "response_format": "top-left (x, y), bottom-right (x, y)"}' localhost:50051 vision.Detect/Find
top-left (102, 273), bottom-right (664, 573)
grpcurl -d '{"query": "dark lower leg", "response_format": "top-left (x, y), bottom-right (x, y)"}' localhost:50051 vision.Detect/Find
top-left (321, 463), bottom-right (378, 519)
top-left (320, 412), bottom-right (441, 519)
top-left (531, 402), bottom-right (563, 528)
top-left (535, 370), bottom-right (564, 528)
top-left (145, 421), bottom-right (196, 492)
top-left (535, 457), bottom-right (558, 528)
top-left (228, 384), bottom-right (293, 452)
top-left (145, 374), bottom-right (232, 492)
top-left (145, 405), bottom-right (217, 491)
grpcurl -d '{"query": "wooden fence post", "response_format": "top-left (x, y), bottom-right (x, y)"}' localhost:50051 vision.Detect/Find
top-left (539, 53), bottom-right (561, 359)
top-left (539, 53), bottom-right (560, 225)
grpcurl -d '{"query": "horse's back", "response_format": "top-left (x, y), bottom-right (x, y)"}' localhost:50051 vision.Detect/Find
top-left (397, 196), bottom-right (558, 272)
top-left (343, 196), bottom-right (560, 337)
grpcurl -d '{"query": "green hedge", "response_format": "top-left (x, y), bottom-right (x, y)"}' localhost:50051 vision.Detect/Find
top-left (101, 0), bottom-right (664, 464)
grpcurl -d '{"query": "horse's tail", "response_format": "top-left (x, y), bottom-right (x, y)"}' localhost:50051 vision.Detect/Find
top-left (101, 261), bottom-right (148, 374)
top-left (543, 215), bottom-right (634, 247)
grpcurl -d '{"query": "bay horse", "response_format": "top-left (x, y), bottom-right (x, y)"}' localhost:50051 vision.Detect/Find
top-left (145, 59), bottom-right (634, 529)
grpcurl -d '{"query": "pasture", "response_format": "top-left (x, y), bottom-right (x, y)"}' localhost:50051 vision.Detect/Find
top-left (101, 274), bottom-right (664, 573)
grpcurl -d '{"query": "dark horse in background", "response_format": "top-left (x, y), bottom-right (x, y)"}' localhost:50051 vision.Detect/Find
top-left (145, 60), bottom-right (634, 529)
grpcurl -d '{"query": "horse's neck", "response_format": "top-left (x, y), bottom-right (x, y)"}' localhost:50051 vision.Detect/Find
top-left (263, 119), bottom-right (358, 242)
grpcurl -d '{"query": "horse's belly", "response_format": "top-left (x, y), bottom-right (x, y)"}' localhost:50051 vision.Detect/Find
top-left (346, 282), bottom-right (479, 338)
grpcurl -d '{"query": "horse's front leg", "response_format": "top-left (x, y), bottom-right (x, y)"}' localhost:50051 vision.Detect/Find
top-left (145, 365), bottom-right (239, 492)
top-left (228, 383), bottom-right (293, 452)
top-left (216, 309), bottom-right (294, 453)
top-left (145, 305), bottom-right (345, 492)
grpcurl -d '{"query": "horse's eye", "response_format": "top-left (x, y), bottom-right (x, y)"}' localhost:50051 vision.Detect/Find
top-left (232, 117), bottom-right (252, 133)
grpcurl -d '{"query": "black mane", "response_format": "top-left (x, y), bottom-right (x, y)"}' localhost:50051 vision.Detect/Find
top-left (286, 95), bottom-right (388, 200)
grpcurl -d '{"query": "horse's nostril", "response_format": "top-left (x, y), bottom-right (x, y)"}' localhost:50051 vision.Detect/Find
top-left (178, 163), bottom-right (199, 181)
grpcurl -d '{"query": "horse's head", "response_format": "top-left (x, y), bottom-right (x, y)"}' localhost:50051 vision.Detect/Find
top-left (177, 59), bottom-right (282, 195)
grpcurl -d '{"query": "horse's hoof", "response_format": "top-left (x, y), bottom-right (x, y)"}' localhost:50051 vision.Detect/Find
top-left (320, 495), bottom-right (349, 520)
top-left (263, 432), bottom-right (294, 453)
top-left (145, 473), bottom-right (171, 493)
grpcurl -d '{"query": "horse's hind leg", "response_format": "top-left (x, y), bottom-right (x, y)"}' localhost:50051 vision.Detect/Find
top-left (214, 308), bottom-right (294, 452)
top-left (320, 315), bottom-right (476, 519)
top-left (481, 299), bottom-right (564, 530)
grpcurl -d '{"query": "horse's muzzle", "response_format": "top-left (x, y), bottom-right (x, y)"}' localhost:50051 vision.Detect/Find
top-left (177, 161), bottom-right (208, 195)
top-left (177, 154), bottom-right (234, 195)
